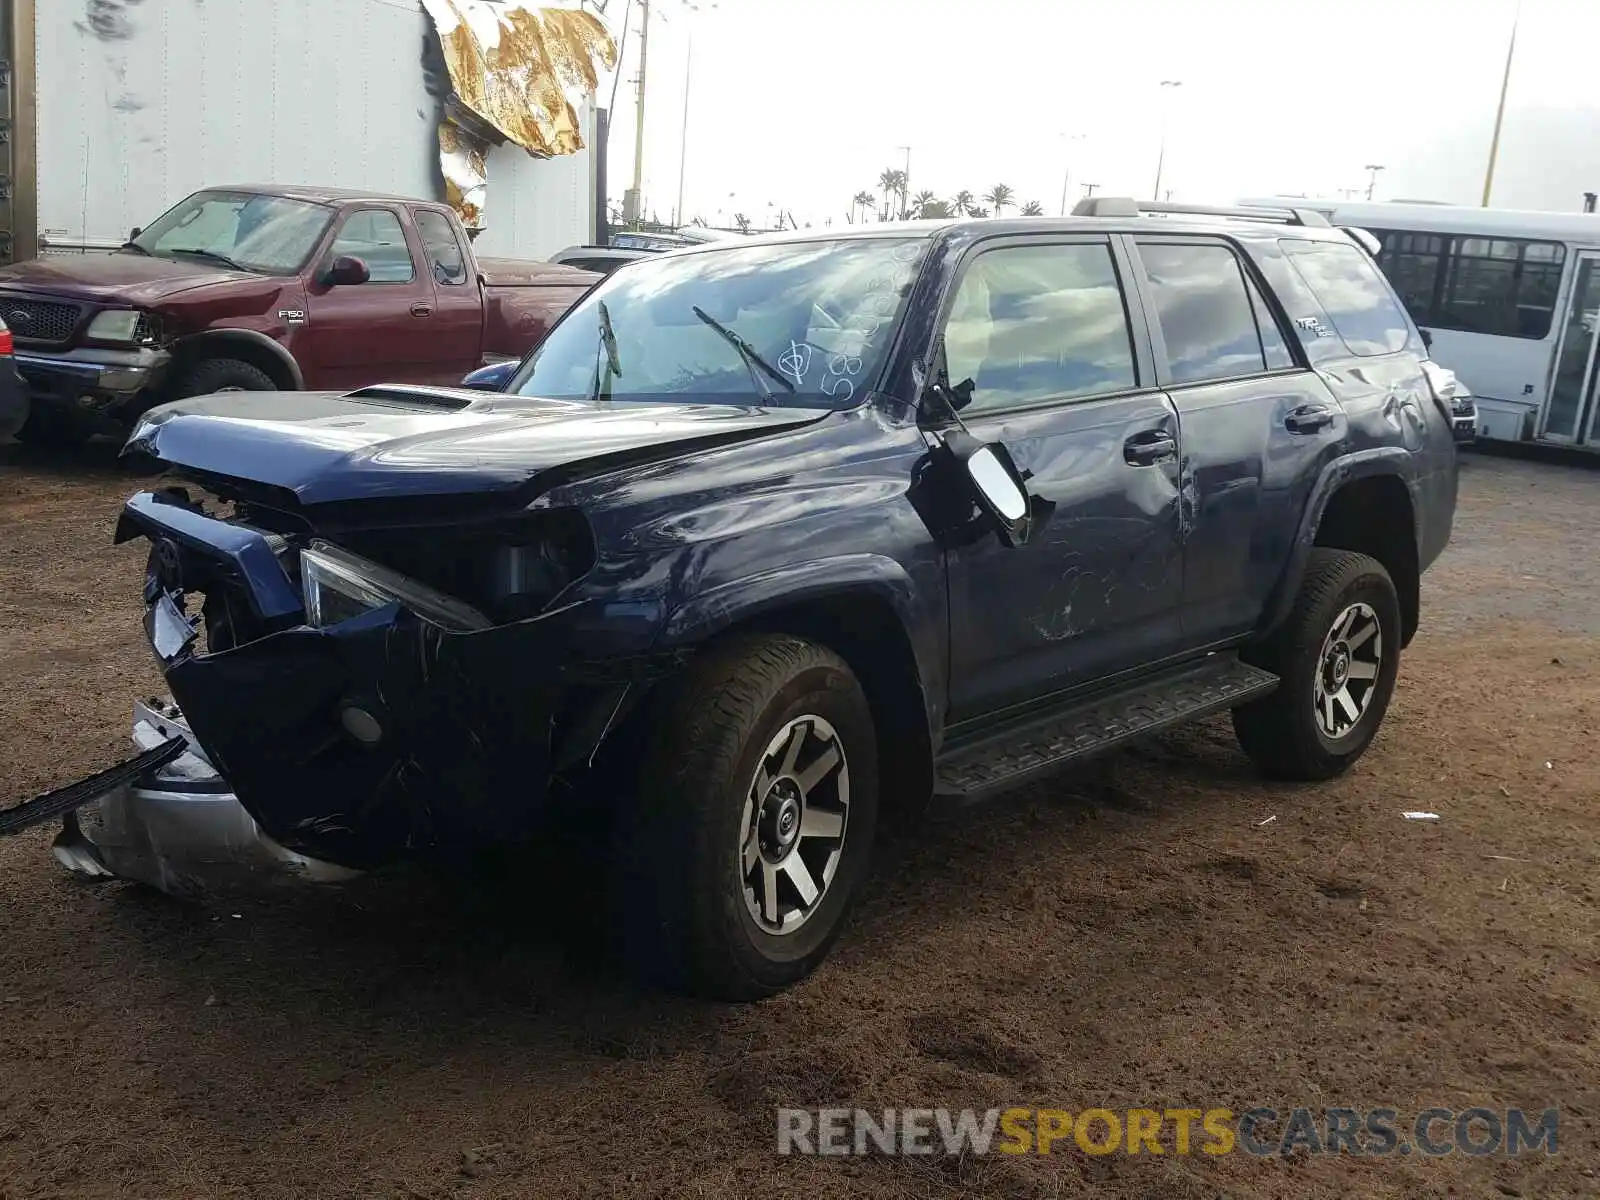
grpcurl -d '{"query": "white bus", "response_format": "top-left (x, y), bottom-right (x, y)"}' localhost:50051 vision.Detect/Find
top-left (1240, 198), bottom-right (1600, 451)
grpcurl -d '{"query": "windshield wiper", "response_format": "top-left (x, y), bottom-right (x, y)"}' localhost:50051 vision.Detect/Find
top-left (118, 241), bottom-right (151, 255)
top-left (589, 300), bottom-right (623, 401)
top-left (692, 306), bottom-right (796, 401)
top-left (166, 247), bottom-right (247, 271)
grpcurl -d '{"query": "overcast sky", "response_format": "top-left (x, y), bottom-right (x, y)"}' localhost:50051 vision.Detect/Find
top-left (594, 0), bottom-right (1600, 229)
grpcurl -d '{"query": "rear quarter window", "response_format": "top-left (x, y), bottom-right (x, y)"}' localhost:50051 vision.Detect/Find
top-left (1279, 239), bottom-right (1413, 357)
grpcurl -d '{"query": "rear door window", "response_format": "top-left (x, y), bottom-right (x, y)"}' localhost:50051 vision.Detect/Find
top-left (1135, 241), bottom-right (1269, 385)
top-left (1242, 269), bottom-right (1296, 369)
top-left (413, 209), bottom-right (469, 285)
top-left (1280, 239), bottom-right (1412, 356)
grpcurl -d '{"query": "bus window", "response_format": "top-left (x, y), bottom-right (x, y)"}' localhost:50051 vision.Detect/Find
top-left (1366, 229), bottom-right (1565, 340)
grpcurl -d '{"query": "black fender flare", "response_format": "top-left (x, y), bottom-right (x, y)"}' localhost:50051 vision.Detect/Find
top-left (1257, 446), bottom-right (1419, 640)
top-left (657, 552), bottom-right (943, 741)
top-left (170, 329), bottom-right (305, 391)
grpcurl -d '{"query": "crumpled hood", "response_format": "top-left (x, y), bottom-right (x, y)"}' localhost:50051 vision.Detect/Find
top-left (126, 386), bottom-right (832, 507)
top-left (0, 252), bottom-right (254, 306)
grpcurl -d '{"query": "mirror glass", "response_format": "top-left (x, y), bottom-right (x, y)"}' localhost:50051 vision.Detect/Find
top-left (968, 446), bottom-right (1028, 521)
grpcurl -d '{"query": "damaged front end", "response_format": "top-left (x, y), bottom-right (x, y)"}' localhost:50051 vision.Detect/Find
top-left (42, 484), bottom-right (671, 889)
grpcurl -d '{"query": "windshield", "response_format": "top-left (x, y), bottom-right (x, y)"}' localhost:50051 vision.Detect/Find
top-left (131, 190), bottom-right (334, 274)
top-left (511, 237), bottom-right (929, 408)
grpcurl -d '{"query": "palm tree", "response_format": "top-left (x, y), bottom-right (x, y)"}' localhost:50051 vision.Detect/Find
top-left (952, 189), bottom-right (976, 217)
top-left (877, 169), bottom-right (898, 216)
top-left (983, 184), bottom-right (1014, 217)
top-left (912, 190), bottom-right (936, 215)
top-left (880, 169), bottom-right (907, 219)
top-left (918, 198), bottom-right (955, 219)
top-left (1019, 200), bottom-right (1044, 216)
top-left (851, 190), bottom-right (875, 224)
top-left (733, 212), bottom-right (752, 234)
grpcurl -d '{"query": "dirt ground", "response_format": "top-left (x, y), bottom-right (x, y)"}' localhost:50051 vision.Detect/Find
top-left (1, 442), bottom-right (1597, 1199)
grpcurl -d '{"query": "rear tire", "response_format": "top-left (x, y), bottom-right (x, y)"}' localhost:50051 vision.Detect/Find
top-left (610, 634), bottom-right (879, 1000)
top-left (1233, 549), bottom-right (1402, 781)
top-left (169, 357), bottom-right (277, 399)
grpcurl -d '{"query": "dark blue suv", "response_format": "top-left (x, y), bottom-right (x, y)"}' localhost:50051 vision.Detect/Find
top-left (18, 199), bottom-right (1458, 999)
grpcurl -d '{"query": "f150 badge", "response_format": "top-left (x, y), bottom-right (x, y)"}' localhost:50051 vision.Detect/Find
top-left (277, 309), bottom-right (307, 326)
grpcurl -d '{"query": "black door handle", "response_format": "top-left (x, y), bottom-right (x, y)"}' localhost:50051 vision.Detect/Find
top-left (1285, 404), bottom-right (1335, 434)
top-left (410, 302), bottom-right (432, 317)
top-left (1124, 430), bottom-right (1177, 465)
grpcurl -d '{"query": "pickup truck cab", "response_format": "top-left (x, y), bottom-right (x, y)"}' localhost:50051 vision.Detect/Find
top-left (0, 185), bottom-right (598, 444)
top-left (14, 200), bottom-right (1459, 1000)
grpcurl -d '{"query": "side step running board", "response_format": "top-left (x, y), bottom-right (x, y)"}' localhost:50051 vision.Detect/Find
top-left (934, 657), bottom-right (1278, 806)
top-left (0, 736), bottom-right (186, 837)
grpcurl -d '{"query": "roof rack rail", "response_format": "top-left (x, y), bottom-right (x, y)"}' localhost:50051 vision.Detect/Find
top-left (1071, 197), bottom-right (1331, 228)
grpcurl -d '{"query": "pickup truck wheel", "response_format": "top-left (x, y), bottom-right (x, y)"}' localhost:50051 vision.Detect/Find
top-left (170, 357), bottom-right (277, 398)
top-left (1233, 549), bottom-right (1401, 781)
top-left (611, 634), bottom-right (879, 1000)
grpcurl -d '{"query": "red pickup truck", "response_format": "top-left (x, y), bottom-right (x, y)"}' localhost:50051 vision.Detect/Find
top-left (0, 185), bottom-right (600, 444)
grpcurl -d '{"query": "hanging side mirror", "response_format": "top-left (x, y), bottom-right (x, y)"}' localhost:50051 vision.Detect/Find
top-left (934, 428), bottom-right (1033, 546)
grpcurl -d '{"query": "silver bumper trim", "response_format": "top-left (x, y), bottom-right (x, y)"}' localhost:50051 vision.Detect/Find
top-left (54, 698), bottom-right (362, 895)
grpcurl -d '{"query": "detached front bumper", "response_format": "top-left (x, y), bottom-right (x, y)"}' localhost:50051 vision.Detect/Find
top-left (15, 345), bottom-right (170, 420)
top-left (53, 698), bottom-right (361, 894)
top-left (98, 489), bottom-right (665, 876)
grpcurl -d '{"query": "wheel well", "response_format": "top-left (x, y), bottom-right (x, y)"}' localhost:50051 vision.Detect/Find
top-left (169, 335), bottom-right (299, 391)
top-left (719, 596), bottom-right (935, 813)
top-left (1313, 475), bottom-right (1420, 646)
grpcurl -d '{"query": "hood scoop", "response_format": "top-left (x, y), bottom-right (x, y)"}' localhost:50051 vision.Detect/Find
top-left (338, 384), bottom-right (482, 412)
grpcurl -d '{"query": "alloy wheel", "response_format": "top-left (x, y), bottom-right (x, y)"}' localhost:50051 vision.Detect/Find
top-left (1313, 601), bottom-right (1382, 740)
top-left (738, 714), bottom-right (850, 935)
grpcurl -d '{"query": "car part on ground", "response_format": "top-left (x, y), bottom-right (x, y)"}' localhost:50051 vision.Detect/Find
top-left (27, 202), bottom-right (1458, 997)
top-left (45, 699), bottom-right (361, 895)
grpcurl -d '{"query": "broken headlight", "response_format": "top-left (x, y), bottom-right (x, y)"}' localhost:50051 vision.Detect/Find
top-left (299, 541), bottom-right (491, 632)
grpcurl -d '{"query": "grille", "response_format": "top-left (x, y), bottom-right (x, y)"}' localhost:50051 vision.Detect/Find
top-left (1, 298), bottom-right (82, 344)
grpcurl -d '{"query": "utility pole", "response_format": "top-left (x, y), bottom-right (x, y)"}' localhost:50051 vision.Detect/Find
top-left (896, 145), bottom-right (911, 218)
top-left (628, 0), bottom-right (650, 226)
top-left (1481, 0), bottom-right (1521, 207)
top-left (1151, 80), bottom-right (1182, 201)
top-left (1082, 182), bottom-right (1099, 198)
top-left (674, 33), bottom-right (691, 227)
top-left (1057, 132), bottom-right (1084, 216)
top-left (1364, 163), bottom-right (1385, 201)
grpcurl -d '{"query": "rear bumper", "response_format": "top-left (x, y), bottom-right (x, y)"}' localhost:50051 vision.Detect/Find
top-left (15, 345), bottom-right (170, 419)
top-left (53, 698), bottom-right (361, 895)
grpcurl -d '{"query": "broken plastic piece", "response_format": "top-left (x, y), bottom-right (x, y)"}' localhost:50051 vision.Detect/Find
top-left (1401, 811), bottom-right (1441, 821)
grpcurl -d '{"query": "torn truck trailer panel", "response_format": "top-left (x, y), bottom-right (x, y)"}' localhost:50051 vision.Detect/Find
top-left (420, 0), bottom-right (617, 230)
top-left (8, 1), bottom-right (598, 265)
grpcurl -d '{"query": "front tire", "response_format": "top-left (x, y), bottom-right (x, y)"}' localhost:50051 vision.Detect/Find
top-left (1233, 549), bottom-right (1402, 781)
top-left (611, 634), bottom-right (879, 1000)
top-left (169, 357), bottom-right (277, 399)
